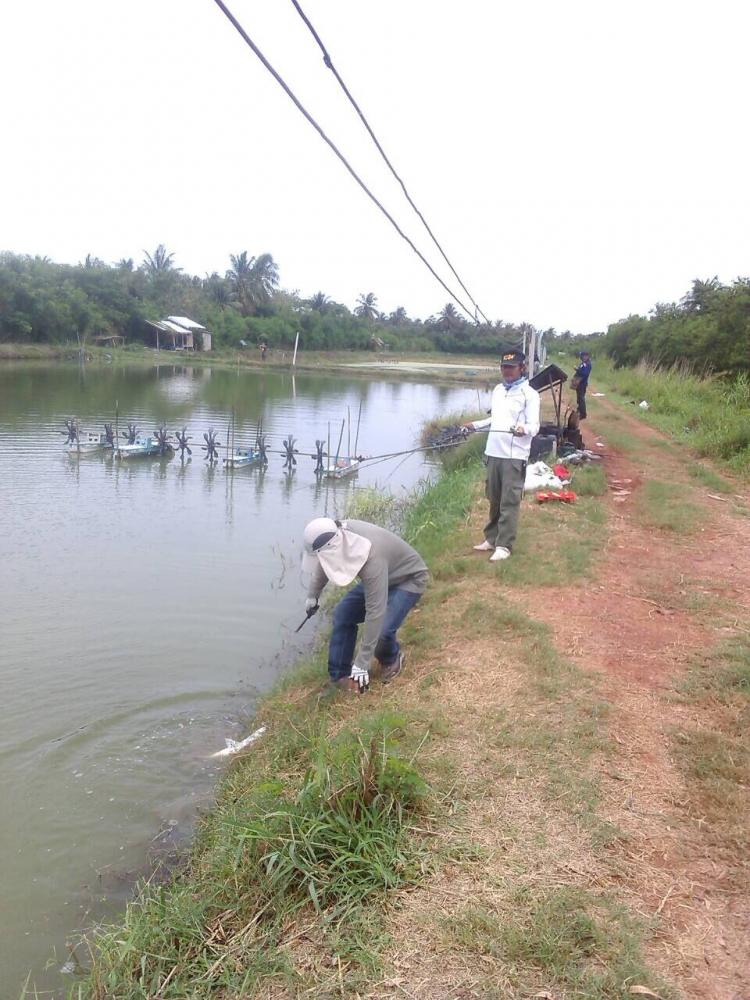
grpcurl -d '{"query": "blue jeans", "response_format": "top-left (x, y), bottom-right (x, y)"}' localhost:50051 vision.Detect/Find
top-left (328, 583), bottom-right (421, 682)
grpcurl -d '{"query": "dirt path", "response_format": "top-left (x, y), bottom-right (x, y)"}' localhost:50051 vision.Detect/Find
top-left (372, 395), bottom-right (750, 1000)
top-left (528, 398), bottom-right (750, 999)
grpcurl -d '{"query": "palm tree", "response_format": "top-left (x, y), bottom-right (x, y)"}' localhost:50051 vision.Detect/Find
top-left (354, 292), bottom-right (378, 320)
top-left (388, 306), bottom-right (408, 325)
top-left (116, 257), bottom-right (134, 271)
top-left (309, 291), bottom-right (330, 314)
top-left (437, 302), bottom-right (462, 331)
top-left (226, 252), bottom-right (279, 315)
top-left (249, 253), bottom-right (279, 304)
top-left (226, 251), bottom-right (254, 314)
top-left (142, 244), bottom-right (180, 275)
top-left (83, 254), bottom-right (106, 269)
top-left (205, 272), bottom-right (231, 308)
top-left (681, 277), bottom-right (723, 314)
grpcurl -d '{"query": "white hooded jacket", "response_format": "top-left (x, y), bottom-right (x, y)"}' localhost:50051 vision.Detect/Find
top-left (304, 519), bottom-right (428, 671)
top-left (470, 378), bottom-right (541, 461)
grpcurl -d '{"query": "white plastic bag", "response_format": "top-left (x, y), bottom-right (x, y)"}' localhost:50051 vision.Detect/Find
top-left (525, 461), bottom-right (563, 491)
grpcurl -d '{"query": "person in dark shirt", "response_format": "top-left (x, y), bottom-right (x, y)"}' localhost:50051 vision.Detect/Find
top-left (574, 351), bottom-right (592, 419)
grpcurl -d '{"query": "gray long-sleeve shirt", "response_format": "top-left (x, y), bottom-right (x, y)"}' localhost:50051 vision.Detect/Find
top-left (306, 519), bottom-right (428, 670)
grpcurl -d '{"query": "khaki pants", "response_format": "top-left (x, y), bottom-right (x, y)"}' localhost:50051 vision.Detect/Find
top-left (483, 457), bottom-right (526, 551)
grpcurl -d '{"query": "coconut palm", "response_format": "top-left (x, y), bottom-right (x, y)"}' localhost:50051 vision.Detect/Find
top-left (142, 244), bottom-right (179, 275)
top-left (205, 272), bottom-right (231, 308)
top-left (249, 253), bottom-right (279, 304)
top-left (309, 291), bottom-right (330, 314)
top-left (388, 306), bottom-right (408, 325)
top-left (354, 292), bottom-right (378, 320)
top-left (437, 302), bottom-right (462, 331)
top-left (226, 251), bottom-right (253, 314)
top-left (226, 252), bottom-right (279, 315)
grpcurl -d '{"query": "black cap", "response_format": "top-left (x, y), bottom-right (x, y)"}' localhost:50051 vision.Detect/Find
top-left (500, 349), bottom-right (525, 366)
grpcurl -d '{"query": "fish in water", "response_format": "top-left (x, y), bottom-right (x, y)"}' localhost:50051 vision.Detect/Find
top-left (211, 725), bottom-right (267, 758)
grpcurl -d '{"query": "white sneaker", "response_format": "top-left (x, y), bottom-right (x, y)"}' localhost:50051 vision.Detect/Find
top-left (473, 540), bottom-right (493, 551)
top-left (489, 546), bottom-right (511, 562)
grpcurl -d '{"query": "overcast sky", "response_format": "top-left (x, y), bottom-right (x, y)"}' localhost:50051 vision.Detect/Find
top-left (2, 0), bottom-right (748, 332)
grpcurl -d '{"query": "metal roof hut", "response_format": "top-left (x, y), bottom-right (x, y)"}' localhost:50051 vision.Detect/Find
top-left (167, 316), bottom-right (212, 352)
top-left (145, 317), bottom-right (212, 351)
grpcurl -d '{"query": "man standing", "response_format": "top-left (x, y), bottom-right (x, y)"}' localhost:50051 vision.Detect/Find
top-left (573, 351), bottom-right (592, 419)
top-left (465, 350), bottom-right (540, 562)
top-left (302, 518), bottom-right (428, 693)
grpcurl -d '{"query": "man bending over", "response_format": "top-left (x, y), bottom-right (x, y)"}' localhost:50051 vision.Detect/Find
top-left (302, 518), bottom-right (428, 693)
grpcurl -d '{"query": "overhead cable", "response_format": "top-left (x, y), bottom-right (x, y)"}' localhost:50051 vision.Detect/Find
top-left (289, 0), bottom-right (490, 326)
top-left (210, 0), bottom-right (478, 321)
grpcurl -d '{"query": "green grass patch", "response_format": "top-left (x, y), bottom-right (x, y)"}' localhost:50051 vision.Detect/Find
top-left (491, 496), bottom-right (606, 586)
top-left (419, 409), bottom-right (485, 448)
top-left (571, 463), bottom-right (608, 496)
top-left (672, 727), bottom-right (750, 822)
top-left (636, 480), bottom-right (700, 533)
top-left (686, 462), bottom-right (733, 493)
top-left (678, 638), bottom-right (750, 706)
top-left (72, 712), bottom-right (435, 998)
top-left (402, 456), bottom-right (483, 563)
top-left (596, 358), bottom-right (750, 477)
top-left (443, 888), bottom-right (675, 999)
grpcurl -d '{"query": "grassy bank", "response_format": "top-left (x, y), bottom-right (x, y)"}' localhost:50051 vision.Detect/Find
top-left (56, 429), bottom-right (684, 1000)
top-left (591, 357), bottom-right (750, 476)
top-left (63, 457), bottom-right (483, 999)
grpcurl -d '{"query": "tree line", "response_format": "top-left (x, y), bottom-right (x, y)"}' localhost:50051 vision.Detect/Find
top-left (0, 247), bottom-right (551, 355)
top-left (603, 277), bottom-right (750, 374)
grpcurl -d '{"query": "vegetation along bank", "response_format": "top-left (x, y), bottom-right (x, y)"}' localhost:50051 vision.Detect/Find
top-left (67, 381), bottom-right (750, 999)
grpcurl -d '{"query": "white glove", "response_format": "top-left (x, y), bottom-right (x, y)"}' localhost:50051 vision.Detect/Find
top-left (305, 597), bottom-right (319, 614)
top-left (350, 664), bottom-right (370, 693)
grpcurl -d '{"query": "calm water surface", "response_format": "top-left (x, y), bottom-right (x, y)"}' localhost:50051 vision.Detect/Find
top-left (0, 362), bottom-right (475, 998)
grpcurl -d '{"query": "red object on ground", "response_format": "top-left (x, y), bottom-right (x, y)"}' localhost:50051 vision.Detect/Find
top-left (536, 489), bottom-right (578, 503)
top-left (553, 464), bottom-right (571, 479)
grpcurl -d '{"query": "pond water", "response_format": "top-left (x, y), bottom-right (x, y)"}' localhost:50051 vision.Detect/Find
top-left (0, 362), bottom-right (476, 998)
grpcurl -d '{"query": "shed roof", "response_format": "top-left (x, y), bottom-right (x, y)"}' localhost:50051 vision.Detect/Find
top-left (160, 320), bottom-right (193, 335)
top-left (167, 315), bottom-right (206, 330)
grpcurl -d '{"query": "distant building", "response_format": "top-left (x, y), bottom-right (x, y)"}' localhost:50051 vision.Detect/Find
top-left (145, 316), bottom-right (212, 351)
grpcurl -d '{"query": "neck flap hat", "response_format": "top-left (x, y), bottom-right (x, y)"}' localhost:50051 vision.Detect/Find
top-left (302, 517), bottom-right (372, 586)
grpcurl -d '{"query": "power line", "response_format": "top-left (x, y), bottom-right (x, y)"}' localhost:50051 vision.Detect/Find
top-left (289, 0), bottom-right (491, 326)
top-left (210, 0), bottom-right (479, 322)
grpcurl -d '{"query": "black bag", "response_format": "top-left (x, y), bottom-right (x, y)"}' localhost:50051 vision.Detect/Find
top-left (570, 374), bottom-right (582, 390)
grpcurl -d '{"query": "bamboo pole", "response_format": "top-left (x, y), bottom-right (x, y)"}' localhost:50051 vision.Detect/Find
top-left (347, 406), bottom-right (351, 460)
top-left (353, 401), bottom-right (362, 457)
top-left (333, 419), bottom-right (345, 473)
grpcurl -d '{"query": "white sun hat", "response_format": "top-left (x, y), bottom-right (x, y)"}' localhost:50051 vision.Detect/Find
top-left (302, 517), bottom-right (372, 586)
